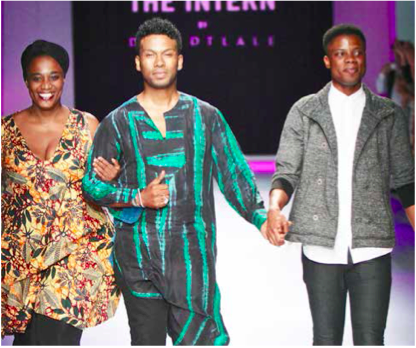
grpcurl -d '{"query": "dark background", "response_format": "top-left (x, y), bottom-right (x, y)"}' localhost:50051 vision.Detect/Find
top-left (73, 2), bottom-right (332, 154)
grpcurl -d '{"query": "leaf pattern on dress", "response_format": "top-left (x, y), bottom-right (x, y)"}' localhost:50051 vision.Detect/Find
top-left (46, 167), bottom-right (68, 184)
top-left (1, 110), bottom-right (120, 336)
top-left (5, 171), bottom-right (27, 185)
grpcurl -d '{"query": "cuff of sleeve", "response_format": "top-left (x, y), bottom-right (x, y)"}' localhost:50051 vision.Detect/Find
top-left (252, 209), bottom-right (267, 231)
top-left (396, 183), bottom-right (415, 208)
top-left (119, 188), bottom-right (138, 204)
top-left (109, 207), bottom-right (143, 224)
top-left (270, 178), bottom-right (294, 199)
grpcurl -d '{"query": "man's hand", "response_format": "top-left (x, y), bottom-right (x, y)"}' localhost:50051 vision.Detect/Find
top-left (260, 220), bottom-right (268, 240)
top-left (140, 171), bottom-right (170, 209)
top-left (266, 208), bottom-right (292, 246)
top-left (93, 157), bottom-right (121, 181)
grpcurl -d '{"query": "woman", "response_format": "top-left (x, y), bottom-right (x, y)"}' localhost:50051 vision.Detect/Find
top-left (1, 40), bottom-right (120, 345)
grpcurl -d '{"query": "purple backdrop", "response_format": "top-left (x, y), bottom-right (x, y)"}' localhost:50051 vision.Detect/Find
top-left (333, 1), bottom-right (394, 92)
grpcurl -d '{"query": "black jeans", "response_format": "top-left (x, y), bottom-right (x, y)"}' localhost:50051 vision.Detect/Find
top-left (114, 266), bottom-right (169, 345)
top-left (13, 313), bottom-right (82, 346)
top-left (302, 252), bottom-right (391, 346)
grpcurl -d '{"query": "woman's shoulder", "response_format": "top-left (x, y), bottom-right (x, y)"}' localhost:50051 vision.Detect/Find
top-left (70, 108), bottom-right (99, 136)
top-left (1, 110), bottom-right (24, 133)
top-left (2, 109), bottom-right (26, 126)
top-left (68, 108), bottom-right (94, 125)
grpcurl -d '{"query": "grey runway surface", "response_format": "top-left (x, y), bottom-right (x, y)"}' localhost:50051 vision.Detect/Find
top-left (2, 173), bottom-right (414, 346)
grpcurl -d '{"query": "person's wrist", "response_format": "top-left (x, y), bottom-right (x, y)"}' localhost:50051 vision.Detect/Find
top-left (132, 190), bottom-right (145, 208)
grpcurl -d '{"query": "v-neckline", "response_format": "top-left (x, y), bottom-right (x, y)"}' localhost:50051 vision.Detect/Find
top-left (135, 93), bottom-right (183, 140)
top-left (12, 109), bottom-right (72, 164)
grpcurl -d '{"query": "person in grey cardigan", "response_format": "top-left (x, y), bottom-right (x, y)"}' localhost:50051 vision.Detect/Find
top-left (267, 24), bottom-right (415, 345)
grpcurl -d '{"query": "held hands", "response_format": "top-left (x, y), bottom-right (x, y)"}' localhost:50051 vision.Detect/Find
top-left (139, 171), bottom-right (170, 209)
top-left (93, 157), bottom-right (121, 181)
top-left (262, 208), bottom-right (292, 246)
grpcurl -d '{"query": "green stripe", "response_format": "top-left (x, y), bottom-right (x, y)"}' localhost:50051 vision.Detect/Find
top-left (142, 130), bottom-right (184, 140)
top-left (182, 226), bottom-right (193, 308)
top-left (221, 139), bottom-right (247, 212)
top-left (207, 163), bottom-right (213, 194)
top-left (115, 142), bottom-right (121, 160)
top-left (114, 253), bottom-right (122, 274)
top-left (211, 223), bottom-right (216, 259)
top-left (252, 209), bottom-right (267, 230)
top-left (123, 188), bottom-right (130, 201)
top-left (180, 93), bottom-right (193, 101)
top-left (212, 149), bottom-right (238, 212)
top-left (213, 284), bottom-right (228, 345)
top-left (82, 145), bottom-right (118, 199)
top-left (134, 114), bottom-right (159, 132)
top-left (131, 291), bottom-right (162, 298)
top-left (192, 97), bottom-right (209, 312)
top-left (140, 210), bottom-right (151, 259)
top-left (174, 312), bottom-right (195, 345)
top-left (127, 111), bottom-right (146, 188)
top-left (168, 177), bottom-right (175, 236)
top-left (156, 205), bottom-right (168, 274)
top-left (192, 317), bottom-right (209, 345)
top-left (146, 152), bottom-right (186, 168)
top-left (133, 223), bottom-right (142, 267)
top-left (115, 249), bottom-right (160, 299)
top-left (174, 225), bottom-right (194, 346)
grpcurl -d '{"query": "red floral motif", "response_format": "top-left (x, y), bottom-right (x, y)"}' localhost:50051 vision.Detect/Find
top-left (1, 110), bottom-right (120, 336)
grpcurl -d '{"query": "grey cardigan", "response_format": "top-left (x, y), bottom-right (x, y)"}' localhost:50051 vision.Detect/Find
top-left (271, 83), bottom-right (414, 248)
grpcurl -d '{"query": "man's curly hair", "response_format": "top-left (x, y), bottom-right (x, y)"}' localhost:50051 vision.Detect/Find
top-left (135, 18), bottom-right (183, 54)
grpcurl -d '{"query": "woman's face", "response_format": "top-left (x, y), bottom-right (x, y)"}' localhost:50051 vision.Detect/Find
top-left (25, 55), bottom-right (65, 111)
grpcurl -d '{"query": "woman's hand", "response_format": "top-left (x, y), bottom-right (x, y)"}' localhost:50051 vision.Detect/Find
top-left (93, 157), bottom-right (121, 181)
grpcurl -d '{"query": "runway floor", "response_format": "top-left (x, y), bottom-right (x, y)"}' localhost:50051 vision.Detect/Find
top-left (2, 173), bottom-right (414, 346)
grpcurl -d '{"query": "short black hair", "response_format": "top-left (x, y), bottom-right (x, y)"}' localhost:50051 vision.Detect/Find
top-left (135, 18), bottom-right (183, 54)
top-left (323, 24), bottom-right (366, 54)
top-left (21, 40), bottom-right (69, 81)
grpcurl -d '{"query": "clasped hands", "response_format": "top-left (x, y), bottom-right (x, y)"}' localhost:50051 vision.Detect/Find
top-left (261, 209), bottom-right (292, 247)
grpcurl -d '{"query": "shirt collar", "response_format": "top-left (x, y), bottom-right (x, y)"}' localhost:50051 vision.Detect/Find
top-left (329, 83), bottom-right (365, 103)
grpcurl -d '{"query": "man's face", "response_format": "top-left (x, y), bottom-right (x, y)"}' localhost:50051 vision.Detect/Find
top-left (324, 34), bottom-right (366, 95)
top-left (135, 34), bottom-right (183, 90)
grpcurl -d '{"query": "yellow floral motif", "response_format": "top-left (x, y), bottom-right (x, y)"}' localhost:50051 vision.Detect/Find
top-left (1, 110), bottom-right (120, 336)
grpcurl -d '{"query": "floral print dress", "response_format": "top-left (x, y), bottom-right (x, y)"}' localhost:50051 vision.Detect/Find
top-left (1, 109), bottom-right (120, 336)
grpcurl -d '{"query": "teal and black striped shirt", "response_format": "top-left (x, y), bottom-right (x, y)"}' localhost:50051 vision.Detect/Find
top-left (82, 92), bottom-right (266, 345)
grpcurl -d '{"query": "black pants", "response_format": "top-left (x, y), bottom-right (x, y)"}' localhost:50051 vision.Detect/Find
top-left (302, 252), bottom-right (392, 346)
top-left (114, 266), bottom-right (169, 345)
top-left (13, 313), bottom-right (82, 346)
top-left (115, 266), bottom-right (228, 345)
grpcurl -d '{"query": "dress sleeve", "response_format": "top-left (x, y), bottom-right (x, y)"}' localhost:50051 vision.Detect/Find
top-left (211, 109), bottom-right (266, 230)
top-left (82, 112), bottom-right (139, 206)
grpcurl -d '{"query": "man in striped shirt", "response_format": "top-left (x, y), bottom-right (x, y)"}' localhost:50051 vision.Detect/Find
top-left (83, 18), bottom-right (267, 346)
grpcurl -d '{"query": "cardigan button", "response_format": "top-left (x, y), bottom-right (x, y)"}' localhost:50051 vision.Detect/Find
top-left (313, 215), bottom-right (319, 221)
